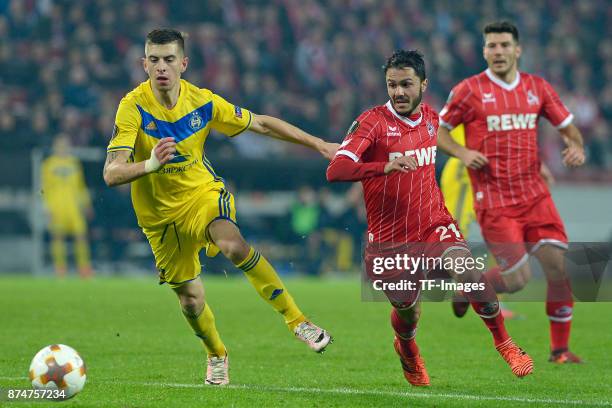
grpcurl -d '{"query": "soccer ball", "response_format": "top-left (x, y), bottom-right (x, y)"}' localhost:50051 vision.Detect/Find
top-left (28, 344), bottom-right (87, 399)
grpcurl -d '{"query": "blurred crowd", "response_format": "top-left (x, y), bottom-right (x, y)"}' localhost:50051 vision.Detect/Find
top-left (1, 0), bottom-right (611, 174)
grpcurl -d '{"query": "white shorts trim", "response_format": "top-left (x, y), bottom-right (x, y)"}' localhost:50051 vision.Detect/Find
top-left (530, 239), bottom-right (568, 254)
top-left (440, 245), bottom-right (470, 260)
top-left (500, 253), bottom-right (530, 276)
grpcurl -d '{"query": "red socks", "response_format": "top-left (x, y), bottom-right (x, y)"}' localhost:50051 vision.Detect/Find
top-left (547, 279), bottom-right (573, 351)
top-left (390, 308), bottom-right (420, 358)
top-left (465, 274), bottom-right (510, 346)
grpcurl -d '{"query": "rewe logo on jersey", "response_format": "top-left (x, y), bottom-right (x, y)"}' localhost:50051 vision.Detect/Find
top-left (487, 113), bottom-right (537, 131)
top-left (387, 126), bottom-right (401, 137)
top-left (389, 146), bottom-right (437, 167)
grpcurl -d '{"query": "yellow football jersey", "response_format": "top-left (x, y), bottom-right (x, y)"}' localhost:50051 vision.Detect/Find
top-left (41, 155), bottom-right (91, 214)
top-left (440, 124), bottom-right (474, 236)
top-left (108, 79), bottom-right (252, 228)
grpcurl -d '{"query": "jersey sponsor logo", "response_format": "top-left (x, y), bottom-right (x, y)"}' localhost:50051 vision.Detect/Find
top-left (389, 146), bottom-right (437, 167)
top-left (486, 113), bottom-right (537, 131)
top-left (346, 120), bottom-right (360, 135)
top-left (527, 90), bottom-right (540, 106)
top-left (476, 191), bottom-right (484, 201)
top-left (482, 92), bottom-right (496, 104)
top-left (426, 121), bottom-right (435, 138)
top-left (145, 121), bottom-right (158, 131)
top-left (189, 111), bottom-right (203, 131)
top-left (387, 125), bottom-right (401, 137)
top-left (158, 158), bottom-right (200, 175)
top-left (234, 105), bottom-right (243, 118)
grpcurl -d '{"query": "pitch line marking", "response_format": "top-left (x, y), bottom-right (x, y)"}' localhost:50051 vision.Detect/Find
top-left (2, 377), bottom-right (610, 406)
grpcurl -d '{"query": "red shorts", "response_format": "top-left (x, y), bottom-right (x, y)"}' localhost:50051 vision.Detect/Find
top-left (364, 220), bottom-right (469, 308)
top-left (476, 195), bottom-right (568, 274)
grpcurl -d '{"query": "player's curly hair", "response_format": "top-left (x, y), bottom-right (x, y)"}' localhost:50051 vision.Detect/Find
top-left (382, 50), bottom-right (426, 81)
top-left (146, 28), bottom-right (186, 51)
top-left (483, 21), bottom-right (520, 43)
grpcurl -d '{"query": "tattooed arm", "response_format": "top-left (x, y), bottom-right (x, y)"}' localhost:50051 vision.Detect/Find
top-left (103, 137), bottom-right (176, 187)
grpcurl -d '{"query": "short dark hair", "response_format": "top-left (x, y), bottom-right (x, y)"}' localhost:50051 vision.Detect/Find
top-left (146, 28), bottom-right (185, 51)
top-left (483, 21), bottom-right (519, 43)
top-left (382, 50), bottom-right (426, 81)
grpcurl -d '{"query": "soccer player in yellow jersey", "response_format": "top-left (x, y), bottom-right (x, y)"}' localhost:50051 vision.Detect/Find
top-left (103, 29), bottom-right (337, 385)
top-left (41, 135), bottom-right (93, 278)
top-left (439, 125), bottom-right (474, 234)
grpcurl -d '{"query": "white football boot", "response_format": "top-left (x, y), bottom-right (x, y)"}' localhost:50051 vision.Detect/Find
top-left (294, 321), bottom-right (332, 353)
top-left (205, 354), bottom-right (229, 385)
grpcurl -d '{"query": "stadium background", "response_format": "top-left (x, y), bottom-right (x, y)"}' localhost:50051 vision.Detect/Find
top-left (2, 2), bottom-right (612, 407)
top-left (0, 0), bottom-right (611, 276)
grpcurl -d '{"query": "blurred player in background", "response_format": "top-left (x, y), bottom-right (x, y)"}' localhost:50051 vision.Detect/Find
top-left (438, 21), bottom-right (585, 363)
top-left (440, 124), bottom-right (555, 320)
top-left (327, 50), bottom-right (533, 386)
top-left (103, 29), bottom-right (337, 385)
top-left (41, 135), bottom-right (94, 278)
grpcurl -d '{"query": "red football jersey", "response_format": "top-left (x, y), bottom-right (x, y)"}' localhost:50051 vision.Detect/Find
top-left (439, 69), bottom-right (573, 210)
top-left (331, 102), bottom-right (454, 243)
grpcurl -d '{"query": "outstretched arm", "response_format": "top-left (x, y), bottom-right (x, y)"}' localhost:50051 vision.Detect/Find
top-left (103, 137), bottom-right (176, 187)
top-left (327, 155), bottom-right (417, 182)
top-left (248, 113), bottom-right (338, 160)
top-left (437, 125), bottom-right (489, 170)
top-left (559, 124), bottom-right (585, 167)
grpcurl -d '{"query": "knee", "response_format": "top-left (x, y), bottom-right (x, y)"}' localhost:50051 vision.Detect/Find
top-left (180, 295), bottom-right (204, 318)
top-left (543, 261), bottom-right (565, 280)
top-left (217, 238), bottom-right (249, 263)
top-left (456, 269), bottom-right (481, 284)
top-left (392, 304), bottom-right (421, 325)
top-left (503, 274), bottom-right (527, 293)
top-left (502, 264), bottom-right (531, 293)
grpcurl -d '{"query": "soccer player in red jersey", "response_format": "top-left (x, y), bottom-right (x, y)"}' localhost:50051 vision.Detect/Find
top-left (327, 50), bottom-right (533, 386)
top-left (438, 21), bottom-right (585, 364)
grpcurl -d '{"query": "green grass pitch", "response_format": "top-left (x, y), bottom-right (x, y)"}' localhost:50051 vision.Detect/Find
top-left (1, 275), bottom-right (611, 407)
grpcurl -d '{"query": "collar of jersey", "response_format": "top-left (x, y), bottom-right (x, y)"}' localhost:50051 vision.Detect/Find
top-left (146, 79), bottom-right (186, 112)
top-left (485, 68), bottom-right (521, 91)
top-left (385, 101), bottom-right (423, 127)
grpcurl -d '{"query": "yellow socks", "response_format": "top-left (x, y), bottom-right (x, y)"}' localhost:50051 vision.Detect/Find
top-left (183, 302), bottom-right (226, 357)
top-left (75, 237), bottom-right (92, 276)
top-left (236, 247), bottom-right (306, 330)
top-left (51, 236), bottom-right (67, 276)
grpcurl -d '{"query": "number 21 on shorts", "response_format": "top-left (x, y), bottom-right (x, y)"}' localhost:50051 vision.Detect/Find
top-left (436, 223), bottom-right (461, 241)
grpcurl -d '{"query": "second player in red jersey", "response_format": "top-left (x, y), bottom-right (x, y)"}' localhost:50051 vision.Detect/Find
top-left (328, 50), bottom-right (533, 387)
top-left (438, 21), bottom-right (586, 364)
top-left (439, 52), bottom-right (573, 211)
